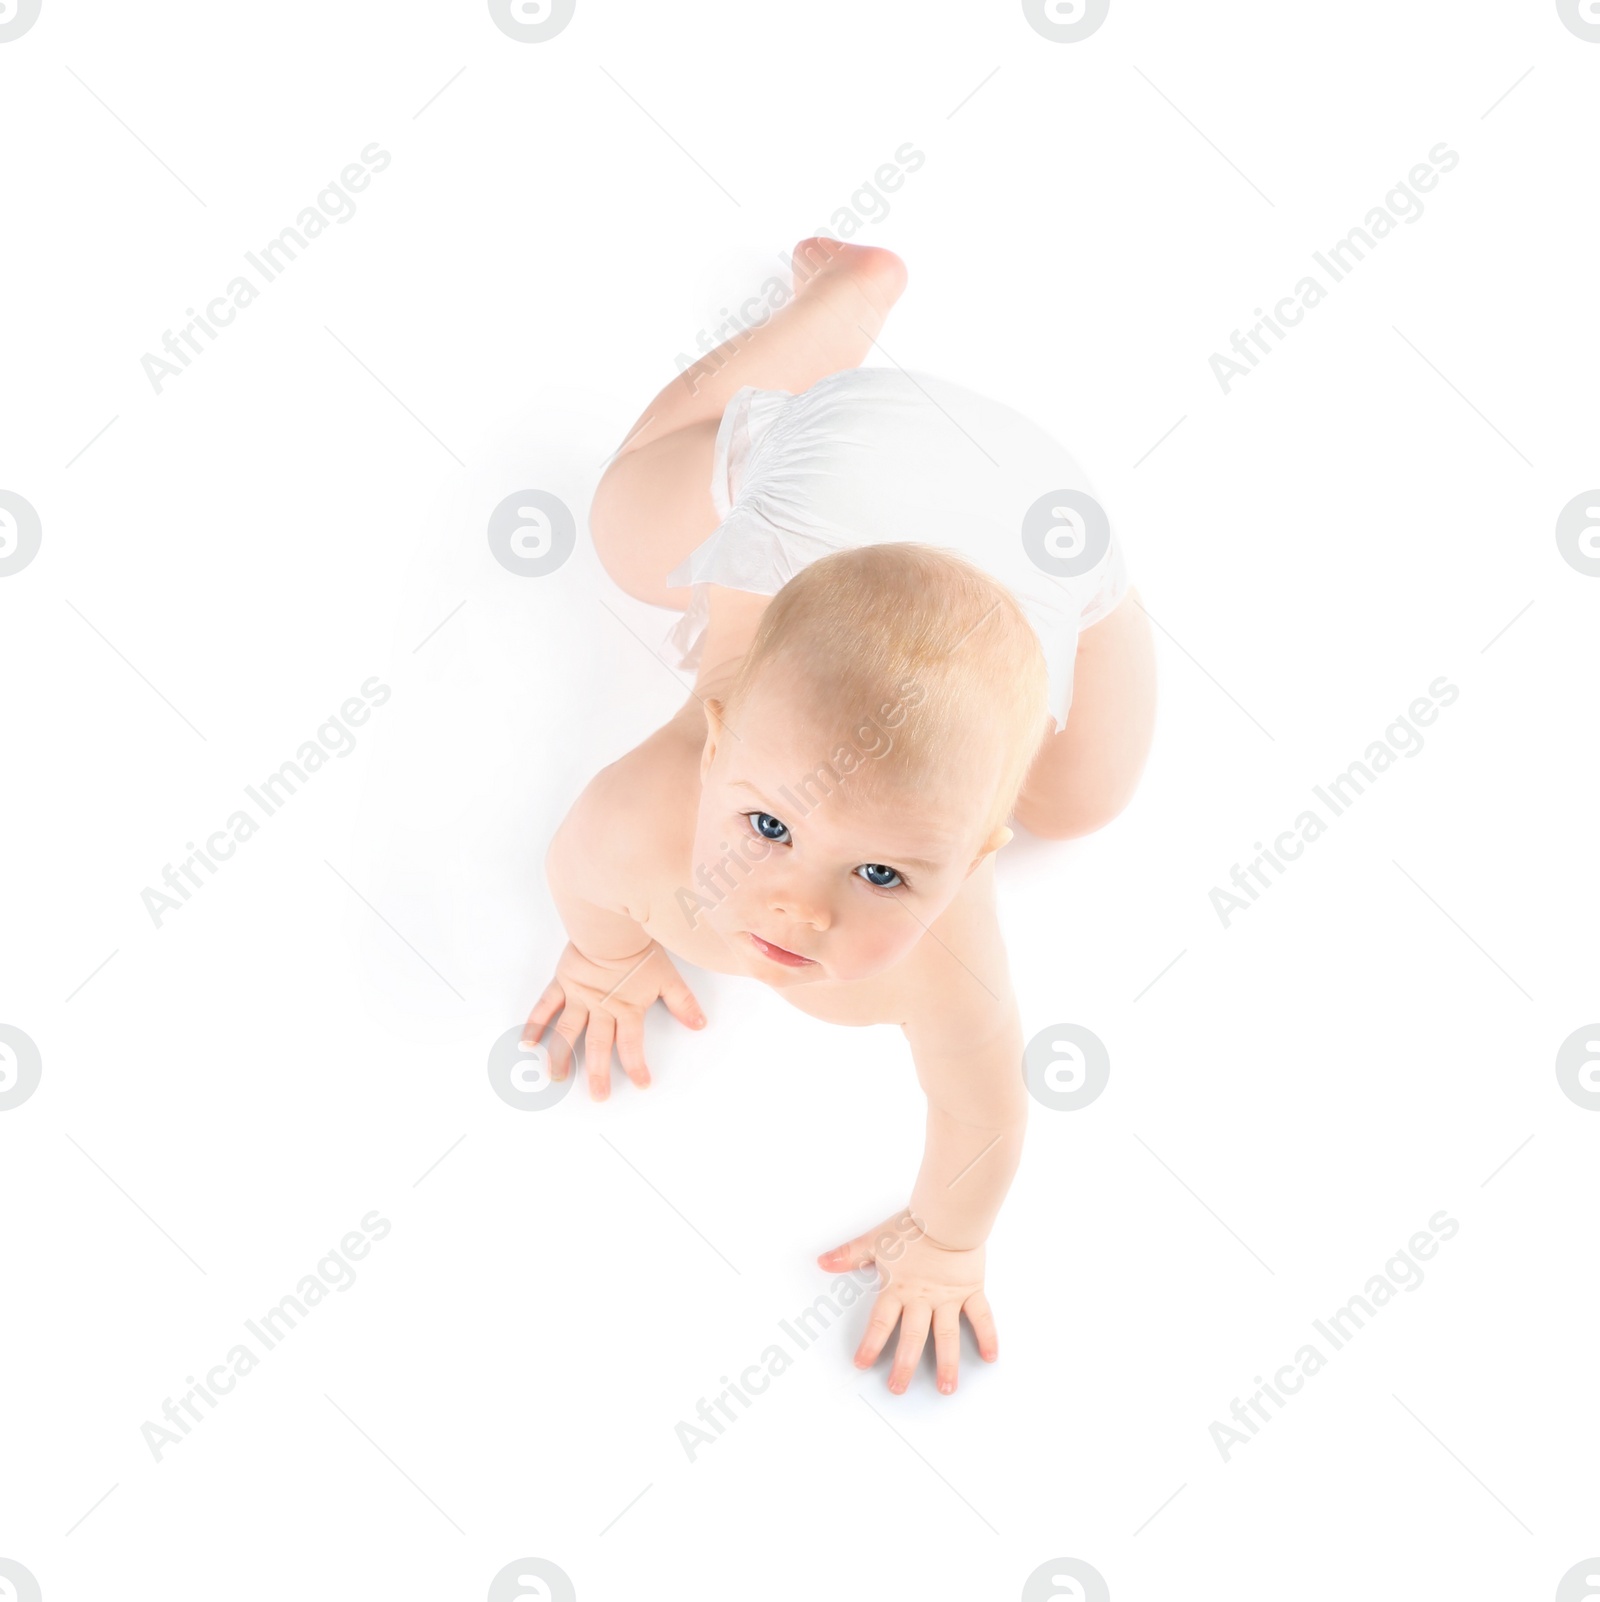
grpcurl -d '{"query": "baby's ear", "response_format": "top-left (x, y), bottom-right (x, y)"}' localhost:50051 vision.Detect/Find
top-left (699, 697), bottom-right (725, 777)
top-left (967, 822), bottom-right (1012, 874)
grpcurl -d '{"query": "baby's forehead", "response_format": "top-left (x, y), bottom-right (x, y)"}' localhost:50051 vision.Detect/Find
top-left (728, 697), bottom-right (987, 784)
top-left (732, 680), bottom-right (902, 743)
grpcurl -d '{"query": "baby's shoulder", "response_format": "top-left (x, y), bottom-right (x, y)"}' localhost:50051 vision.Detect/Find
top-left (552, 714), bottom-right (701, 917)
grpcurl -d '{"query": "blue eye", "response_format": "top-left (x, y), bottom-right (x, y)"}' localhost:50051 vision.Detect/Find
top-left (745, 811), bottom-right (790, 843)
top-left (856, 863), bottom-right (905, 890)
top-left (743, 813), bottom-right (907, 890)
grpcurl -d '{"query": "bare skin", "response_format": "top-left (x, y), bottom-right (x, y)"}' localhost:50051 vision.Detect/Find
top-left (524, 239), bottom-right (1157, 1396)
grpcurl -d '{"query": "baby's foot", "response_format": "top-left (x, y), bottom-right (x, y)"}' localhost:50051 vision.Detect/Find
top-left (789, 236), bottom-right (908, 328)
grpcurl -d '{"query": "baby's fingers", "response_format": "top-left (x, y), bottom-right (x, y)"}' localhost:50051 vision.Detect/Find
top-left (963, 1290), bottom-right (999, 1363)
top-left (537, 1030), bottom-right (576, 1084)
top-left (854, 1294), bottom-right (903, 1371)
top-left (548, 1007), bottom-right (587, 1083)
top-left (659, 975), bottom-right (706, 1032)
top-left (888, 1301), bottom-right (931, 1395)
top-left (521, 980), bottom-right (565, 1045)
top-left (932, 1303), bottom-right (962, 1395)
top-left (614, 1008), bottom-right (651, 1089)
top-left (585, 1012), bottom-right (616, 1102)
top-left (817, 1232), bottom-right (874, 1274)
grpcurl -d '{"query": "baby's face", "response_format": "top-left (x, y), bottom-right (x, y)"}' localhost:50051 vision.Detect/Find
top-left (690, 685), bottom-right (1000, 986)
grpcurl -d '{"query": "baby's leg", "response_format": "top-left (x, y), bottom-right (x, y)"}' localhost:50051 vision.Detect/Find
top-left (1013, 589), bottom-right (1158, 840)
top-left (591, 238), bottom-right (906, 610)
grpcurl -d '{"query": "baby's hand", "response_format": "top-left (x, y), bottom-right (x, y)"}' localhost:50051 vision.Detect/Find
top-left (522, 939), bottom-right (705, 1101)
top-left (818, 1210), bottom-right (998, 1396)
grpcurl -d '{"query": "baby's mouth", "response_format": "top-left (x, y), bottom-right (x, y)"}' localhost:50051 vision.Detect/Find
top-left (744, 931), bottom-right (816, 968)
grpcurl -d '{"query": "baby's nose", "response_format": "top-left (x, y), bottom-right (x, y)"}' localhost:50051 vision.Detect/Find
top-left (768, 883), bottom-right (831, 930)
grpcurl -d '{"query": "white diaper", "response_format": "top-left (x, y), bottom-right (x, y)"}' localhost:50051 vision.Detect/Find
top-left (662, 366), bottom-right (1130, 728)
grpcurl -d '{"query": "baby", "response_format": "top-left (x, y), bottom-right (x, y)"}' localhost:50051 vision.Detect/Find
top-left (524, 238), bottom-right (1158, 1396)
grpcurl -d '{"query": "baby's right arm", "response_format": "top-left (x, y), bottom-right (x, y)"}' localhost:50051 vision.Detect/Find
top-left (524, 747), bottom-right (706, 1100)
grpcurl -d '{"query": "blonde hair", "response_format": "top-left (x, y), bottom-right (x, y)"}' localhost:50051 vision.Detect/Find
top-left (721, 543), bottom-right (1051, 845)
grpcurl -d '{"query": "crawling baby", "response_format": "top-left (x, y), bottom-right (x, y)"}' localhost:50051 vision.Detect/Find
top-left (524, 238), bottom-right (1157, 1395)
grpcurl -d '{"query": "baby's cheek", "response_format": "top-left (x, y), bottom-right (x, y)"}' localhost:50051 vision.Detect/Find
top-left (851, 911), bottom-right (921, 973)
top-left (688, 813), bottom-right (732, 874)
top-left (687, 815), bottom-right (765, 922)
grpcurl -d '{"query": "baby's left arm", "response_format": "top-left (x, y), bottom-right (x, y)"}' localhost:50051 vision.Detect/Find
top-left (817, 992), bottom-right (1028, 1396)
top-left (904, 1004), bottom-right (1028, 1249)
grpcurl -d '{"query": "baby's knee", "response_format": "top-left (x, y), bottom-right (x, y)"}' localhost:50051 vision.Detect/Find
top-left (589, 463), bottom-right (646, 587)
top-left (1012, 781), bottom-right (1132, 842)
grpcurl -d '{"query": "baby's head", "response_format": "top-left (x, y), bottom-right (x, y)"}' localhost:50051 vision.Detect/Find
top-left (691, 542), bottom-right (1051, 985)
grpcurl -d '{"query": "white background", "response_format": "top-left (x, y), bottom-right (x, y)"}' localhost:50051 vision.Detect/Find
top-left (2, 2), bottom-right (1597, 1598)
